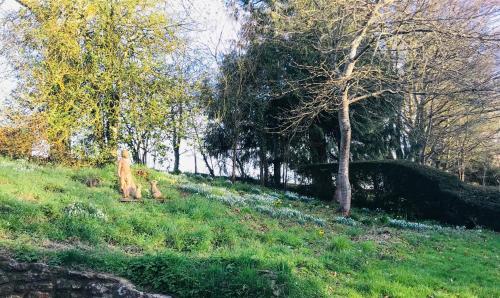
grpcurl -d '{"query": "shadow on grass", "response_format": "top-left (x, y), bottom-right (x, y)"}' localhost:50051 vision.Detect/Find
top-left (13, 248), bottom-right (324, 298)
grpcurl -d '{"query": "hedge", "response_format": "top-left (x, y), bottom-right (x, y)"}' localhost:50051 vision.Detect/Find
top-left (299, 160), bottom-right (500, 231)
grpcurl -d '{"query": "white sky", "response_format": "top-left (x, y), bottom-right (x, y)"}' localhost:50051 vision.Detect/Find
top-left (0, 0), bottom-right (241, 174)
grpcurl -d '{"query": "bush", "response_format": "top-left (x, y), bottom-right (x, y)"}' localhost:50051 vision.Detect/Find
top-left (301, 160), bottom-right (500, 231)
top-left (0, 125), bottom-right (38, 159)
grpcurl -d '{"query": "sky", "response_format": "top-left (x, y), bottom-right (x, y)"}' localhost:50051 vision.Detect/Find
top-left (0, 0), bottom-right (241, 174)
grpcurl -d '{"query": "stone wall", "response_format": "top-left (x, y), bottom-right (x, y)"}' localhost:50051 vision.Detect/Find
top-left (0, 256), bottom-right (171, 298)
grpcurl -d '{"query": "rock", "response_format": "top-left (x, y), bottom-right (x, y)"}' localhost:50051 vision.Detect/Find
top-left (0, 256), bottom-right (171, 298)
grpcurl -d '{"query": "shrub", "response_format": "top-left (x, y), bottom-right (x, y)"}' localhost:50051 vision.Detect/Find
top-left (301, 161), bottom-right (500, 231)
top-left (0, 124), bottom-right (38, 159)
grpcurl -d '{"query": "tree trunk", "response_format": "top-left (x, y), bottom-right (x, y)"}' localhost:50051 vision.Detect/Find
top-left (201, 150), bottom-right (215, 177)
top-left (231, 139), bottom-right (237, 182)
top-left (237, 156), bottom-right (246, 179)
top-left (283, 160), bottom-right (288, 191)
top-left (259, 139), bottom-right (268, 186)
top-left (272, 138), bottom-right (281, 187)
top-left (173, 142), bottom-right (180, 173)
top-left (259, 156), bottom-right (265, 186)
top-left (172, 126), bottom-right (180, 173)
top-left (337, 88), bottom-right (352, 216)
top-left (191, 118), bottom-right (215, 177)
top-left (262, 140), bottom-right (269, 186)
top-left (193, 148), bottom-right (198, 174)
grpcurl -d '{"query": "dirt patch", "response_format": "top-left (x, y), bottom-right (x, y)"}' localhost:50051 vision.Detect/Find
top-left (353, 228), bottom-right (401, 245)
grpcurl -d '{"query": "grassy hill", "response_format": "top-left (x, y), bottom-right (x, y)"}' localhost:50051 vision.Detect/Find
top-left (0, 157), bottom-right (498, 297)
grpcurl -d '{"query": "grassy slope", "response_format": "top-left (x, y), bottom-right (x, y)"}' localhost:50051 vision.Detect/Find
top-left (0, 157), bottom-right (498, 297)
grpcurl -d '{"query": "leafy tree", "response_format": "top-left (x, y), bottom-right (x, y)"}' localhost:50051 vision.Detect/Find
top-left (261, 0), bottom-right (498, 214)
top-left (3, 0), bottom-right (183, 164)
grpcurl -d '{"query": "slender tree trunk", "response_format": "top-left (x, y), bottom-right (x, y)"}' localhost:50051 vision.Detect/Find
top-left (259, 156), bottom-right (265, 186)
top-left (273, 138), bottom-right (281, 187)
top-left (259, 138), bottom-right (267, 186)
top-left (129, 141), bottom-right (141, 164)
top-left (191, 119), bottom-right (215, 177)
top-left (172, 126), bottom-right (180, 173)
top-left (202, 151), bottom-right (215, 177)
top-left (332, 0), bottom-right (388, 213)
top-left (193, 148), bottom-right (198, 174)
top-left (237, 156), bottom-right (246, 179)
top-left (231, 139), bottom-right (237, 182)
top-left (283, 148), bottom-right (289, 191)
top-left (171, 105), bottom-right (182, 173)
top-left (262, 140), bottom-right (269, 185)
top-left (141, 151), bottom-right (147, 165)
top-left (173, 141), bottom-right (180, 173)
top-left (104, 94), bottom-right (120, 164)
top-left (264, 158), bottom-right (269, 186)
top-left (337, 88), bottom-right (352, 216)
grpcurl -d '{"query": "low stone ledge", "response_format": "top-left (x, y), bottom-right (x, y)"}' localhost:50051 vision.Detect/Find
top-left (0, 256), bottom-right (170, 298)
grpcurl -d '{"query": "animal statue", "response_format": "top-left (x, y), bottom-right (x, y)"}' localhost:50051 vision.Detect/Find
top-left (130, 184), bottom-right (142, 200)
top-left (117, 149), bottom-right (136, 199)
top-left (150, 180), bottom-right (163, 200)
top-left (85, 178), bottom-right (101, 188)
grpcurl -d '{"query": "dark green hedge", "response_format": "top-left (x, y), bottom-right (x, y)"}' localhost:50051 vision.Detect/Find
top-left (300, 160), bottom-right (500, 231)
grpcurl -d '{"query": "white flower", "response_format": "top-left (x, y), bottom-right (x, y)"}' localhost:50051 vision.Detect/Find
top-left (334, 216), bottom-right (358, 226)
top-left (388, 219), bottom-right (443, 231)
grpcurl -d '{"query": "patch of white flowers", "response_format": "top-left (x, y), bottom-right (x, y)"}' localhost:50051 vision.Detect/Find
top-left (388, 219), bottom-right (443, 231)
top-left (255, 205), bottom-right (326, 226)
top-left (269, 192), bottom-right (281, 198)
top-left (1, 159), bottom-right (39, 172)
top-left (63, 202), bottom-right (108, 221)
top-left (207, 194), bottom-right (247, 207)
top-left (334, 216), bottom-right (358, 226)
top-left (284, 191), bottom-right (314, 202)
top-left (179, 182), bottom-right (325, 226)
top-left (244, 193), bottom-right (278, 205)
top-left (178, 183), bottom-right (213, 196)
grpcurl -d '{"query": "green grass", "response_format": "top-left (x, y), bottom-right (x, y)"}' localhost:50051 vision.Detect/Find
top-left (0, 157), bottom-right (499, 297)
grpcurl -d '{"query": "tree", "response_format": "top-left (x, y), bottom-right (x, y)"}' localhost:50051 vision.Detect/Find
top-left (2, 0), bottom-right (182, 164)
top-left (268, 0), bottom-right (499, 214)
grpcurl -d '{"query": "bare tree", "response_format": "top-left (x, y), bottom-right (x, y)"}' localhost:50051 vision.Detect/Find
top-left (272, 0), bottom-right (499, 215)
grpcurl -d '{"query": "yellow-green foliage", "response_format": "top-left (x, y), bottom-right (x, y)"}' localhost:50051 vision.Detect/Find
top-left (7, 0), bottom-right (185, 162)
